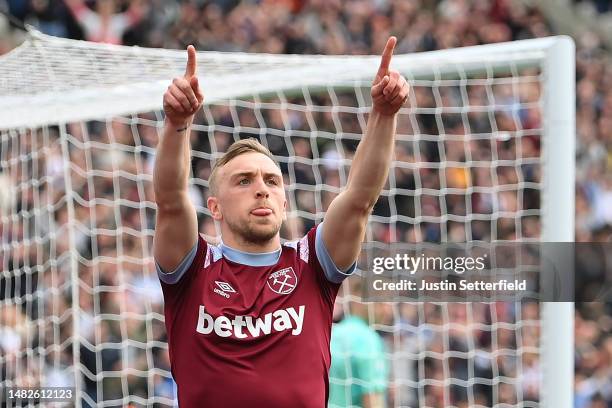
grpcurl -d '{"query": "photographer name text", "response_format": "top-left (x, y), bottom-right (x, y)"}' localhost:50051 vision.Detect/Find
top-left (373, 279), bottom-right (527, 292)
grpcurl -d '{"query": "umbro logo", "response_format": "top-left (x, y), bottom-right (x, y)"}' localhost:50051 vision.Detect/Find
top-left (215, 281), bottom-right (236, 293)
top-left (213, 281), bottom-right (236, 299)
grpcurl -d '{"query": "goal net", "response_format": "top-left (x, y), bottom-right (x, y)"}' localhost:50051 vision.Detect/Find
top-left (0, 30), bottom-right (574, 407)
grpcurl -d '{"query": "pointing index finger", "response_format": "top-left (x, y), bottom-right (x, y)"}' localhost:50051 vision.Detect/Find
top-left (377, 36), bottom-right (397, 78)
top-left (184, 45), bottom-right (197, 78)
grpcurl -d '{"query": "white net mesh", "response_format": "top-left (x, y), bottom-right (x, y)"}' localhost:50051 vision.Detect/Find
top-left (0, 31), bottom-right (572, 407)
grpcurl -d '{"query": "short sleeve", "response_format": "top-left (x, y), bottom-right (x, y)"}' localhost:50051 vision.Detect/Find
top-left (314, 222), bottom-right (357, 284)
top-left (156, 240), bottom-right (199, 284)
top-left (156, 235), bottom-right (207, 288)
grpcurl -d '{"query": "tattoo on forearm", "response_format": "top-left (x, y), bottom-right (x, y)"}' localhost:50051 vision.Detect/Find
top-left (176, 125), bottom-right (189, 133)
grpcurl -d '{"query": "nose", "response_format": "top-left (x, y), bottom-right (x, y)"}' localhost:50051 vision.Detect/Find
top-left (256, 189), bottom-right (269, 199)
top-left (254, 177), bottom-right (270, 199)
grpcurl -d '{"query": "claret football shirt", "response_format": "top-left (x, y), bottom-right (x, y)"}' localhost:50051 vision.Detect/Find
top-left (156, 223), bottom-right (355, 407)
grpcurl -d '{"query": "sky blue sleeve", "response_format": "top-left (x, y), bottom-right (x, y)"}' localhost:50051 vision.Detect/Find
top-left (156, 242), bottom-right (198, 284)
top-left (315, 222), bottom-right (357, 284)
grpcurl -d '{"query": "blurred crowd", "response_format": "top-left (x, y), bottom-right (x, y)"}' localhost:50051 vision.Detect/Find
top-left (1, 0), bottom-right (611, 407)
top-left (574, 0), bottom-right (612, 14)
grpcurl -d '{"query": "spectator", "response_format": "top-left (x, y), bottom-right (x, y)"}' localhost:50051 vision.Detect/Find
top-left (64, 0), bottom-right (145, 45)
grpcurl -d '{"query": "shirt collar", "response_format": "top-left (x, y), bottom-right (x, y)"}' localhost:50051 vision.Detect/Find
top-left (219, 241), bottom-right (281, 267)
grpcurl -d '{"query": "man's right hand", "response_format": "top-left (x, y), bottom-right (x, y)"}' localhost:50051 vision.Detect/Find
top-left (163, 45), bottom-right (204, 127)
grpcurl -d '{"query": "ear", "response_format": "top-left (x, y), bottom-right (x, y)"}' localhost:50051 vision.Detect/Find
top-left (282, 198), bottom-right (287, 221)
top-left (207, 196), bottom-right (222, 221)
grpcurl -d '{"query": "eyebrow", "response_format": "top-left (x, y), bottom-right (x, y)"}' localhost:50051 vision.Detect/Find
top-left (230, 171), bottom-right (282, 181)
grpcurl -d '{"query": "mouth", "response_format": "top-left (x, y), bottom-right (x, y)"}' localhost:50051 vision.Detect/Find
top-left (250, 207), bottom-right (273, 216)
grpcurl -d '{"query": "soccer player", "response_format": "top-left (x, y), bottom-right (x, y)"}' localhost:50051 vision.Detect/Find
top-left (153, 37), bottom-right (409, 407)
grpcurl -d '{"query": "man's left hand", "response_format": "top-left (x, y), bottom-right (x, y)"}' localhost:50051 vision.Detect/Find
top-left (371, 36), bottom-right (410, 116)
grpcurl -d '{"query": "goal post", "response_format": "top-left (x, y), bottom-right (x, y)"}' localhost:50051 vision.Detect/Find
top-left (0, 30), bottom-right (575, 407)
top-left (539, 36), bottom-right (575, 408)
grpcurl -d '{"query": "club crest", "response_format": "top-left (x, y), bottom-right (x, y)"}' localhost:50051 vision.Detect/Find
top-left (267, 267), bottom-right (298, 295)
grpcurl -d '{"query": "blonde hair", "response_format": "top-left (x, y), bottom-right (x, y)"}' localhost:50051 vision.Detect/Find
top-left (208, 138), bottom-right (278, 196)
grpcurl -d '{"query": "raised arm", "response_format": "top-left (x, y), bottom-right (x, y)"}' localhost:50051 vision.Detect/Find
top-left (323, 37), bottom-right (409, 270)
top-left (124, 0), bottom-right (145, 27)
top-left (153, 45), bottom-right (204, 272)
top-left (63, 0), bottom-right (92, 22)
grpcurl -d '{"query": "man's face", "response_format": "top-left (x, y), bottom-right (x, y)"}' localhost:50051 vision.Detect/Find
top-left (209, 152), bottom-right (286, 245)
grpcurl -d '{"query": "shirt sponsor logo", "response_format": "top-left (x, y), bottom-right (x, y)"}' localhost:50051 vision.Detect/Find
top-left (267, 267), bottom-right (298, 295)
top-left (213, 281), bottom-right (236, 298)
top-left (196, 305), bottom-right (305, 338)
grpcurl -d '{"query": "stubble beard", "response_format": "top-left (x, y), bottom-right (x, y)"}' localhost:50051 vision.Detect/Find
top-left (225, 215), bottom-right (281, 245)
